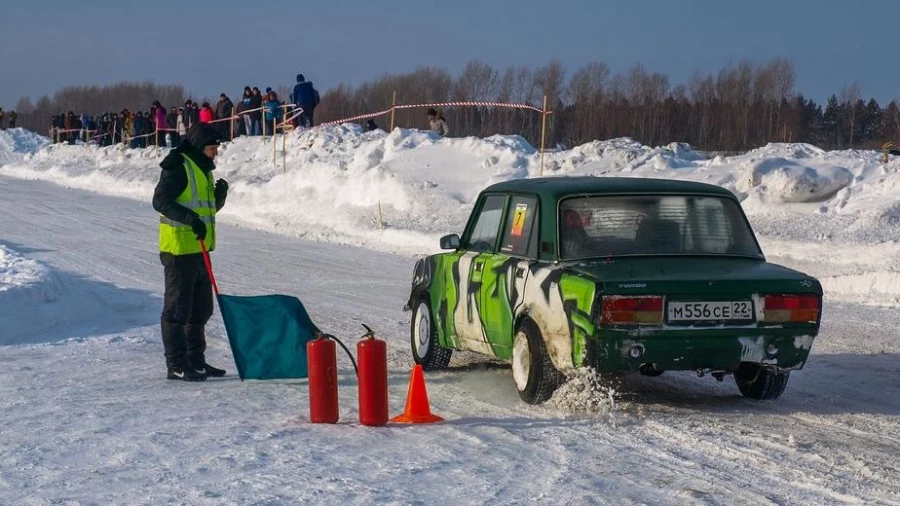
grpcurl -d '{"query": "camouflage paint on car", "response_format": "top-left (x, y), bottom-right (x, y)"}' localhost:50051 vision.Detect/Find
top-left (410, 253), bottom-right (595, 372)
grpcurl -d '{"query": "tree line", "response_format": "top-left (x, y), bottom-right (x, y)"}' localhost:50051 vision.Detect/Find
top-left (10, 59), bottom-right (900, 151)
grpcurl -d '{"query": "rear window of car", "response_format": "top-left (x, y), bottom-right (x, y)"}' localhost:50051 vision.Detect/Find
top-left (558, 194), bottom-right (762, 259)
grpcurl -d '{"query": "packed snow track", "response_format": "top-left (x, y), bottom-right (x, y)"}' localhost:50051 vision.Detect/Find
top-left (1, 177), bottom-right (899, 505)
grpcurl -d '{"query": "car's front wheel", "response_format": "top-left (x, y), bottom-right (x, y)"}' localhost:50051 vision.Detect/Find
top-left (411, 298), bottom-right (452, 371)
top-left (734, 362), bottom-right (790, 400)
top-left (512, 319), bottom-right (563, 404)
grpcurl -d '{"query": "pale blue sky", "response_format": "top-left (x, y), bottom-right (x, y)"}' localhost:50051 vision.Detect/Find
top-left (0, 0), bottom-right (896, 108)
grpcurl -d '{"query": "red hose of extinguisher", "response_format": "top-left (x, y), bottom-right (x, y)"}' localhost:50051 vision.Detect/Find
top-left (199, 239), bottom-right (220, 296)
top-left (321, 333), bottom-right (359, 377)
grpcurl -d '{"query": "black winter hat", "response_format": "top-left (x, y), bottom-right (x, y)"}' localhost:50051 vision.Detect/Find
top-left (186, 123), bottom-right (222, 148)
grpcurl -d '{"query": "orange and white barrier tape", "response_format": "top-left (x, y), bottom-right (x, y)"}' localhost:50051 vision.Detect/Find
top-left (320, 100), bottom-right (550, 128)
top-left (394, 101), bottom-right (549, 114)
top-left (319, 108), bottom-right (393, 127)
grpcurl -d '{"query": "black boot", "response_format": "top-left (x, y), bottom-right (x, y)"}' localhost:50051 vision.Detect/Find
top-left (198, 363), bottom-right (227, 377)
top-left (167, 367), bottom-right (208, 382)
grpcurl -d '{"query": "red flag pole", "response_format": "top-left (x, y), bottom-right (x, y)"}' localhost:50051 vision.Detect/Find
top-left (199, 240), bottom-right (220, 295)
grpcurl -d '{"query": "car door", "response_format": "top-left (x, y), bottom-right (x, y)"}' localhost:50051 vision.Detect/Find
top-left (480, 195), bottom-right (540, 358)
top-left (453, 194), bottom-right (507, 355)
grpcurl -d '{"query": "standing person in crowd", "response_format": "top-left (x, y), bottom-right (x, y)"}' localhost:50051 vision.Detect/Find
top-left (239, 87), bottom-right (252, 137)
top-left (64, 111), bottom-right (77, 144)
top-left (427, 108), bottom-right (449, 137)
top-left (123, 111), bottom-right (135, 143)
top-left (95, 114), bottom-right (104, 145)
top-left (153, 101), bottom-right (167, 146)
top-left (199, 102), bottom-right (215, 124)
top-left (133, 112), bottom-right (147, 148)
top-left (291, 74), bottom-right (320, 128)
top-left (215, 93), bottom-right (233, 139)
top-left (250, 87), bottom-right (263, 135)
top-left (166, 107), bottom-right (180, 147)
top-left (263, 90), bottom-right (283, 135)
top-left (181, 100), bottom-right (198, 130)
top-left (110, 112), bottom-right (121, 144)
top-left (0, 108), bottom-right (4, 129)
top-left (7, 110), bottom-right (14, 129)
top-left (81, 113), bottom-right (90, 142)
top-left (176, 107), bottom-right (187, 141)
top-left (88, 116), bottom-right (97, 142)
top-left (152, 123), bottom-right (229, 382)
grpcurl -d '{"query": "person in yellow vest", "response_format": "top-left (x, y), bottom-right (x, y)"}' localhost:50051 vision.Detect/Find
top-left (152, 123), bottom-right (228, 381)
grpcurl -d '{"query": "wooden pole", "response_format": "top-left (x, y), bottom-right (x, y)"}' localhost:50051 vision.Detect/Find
top-left (390, 91), bottom-right (397, 131)
top-left (282, 125), bottom-right (287, 172)
top-left (230, 110), bottom-right (235, 141)
top-left (378, 201), bottom-right (384, 231)
top-left (540, 95), bottom-right (548, 176)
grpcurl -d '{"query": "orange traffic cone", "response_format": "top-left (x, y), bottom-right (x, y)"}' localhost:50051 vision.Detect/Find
top-left (390, 364), bottom-right (444, 424)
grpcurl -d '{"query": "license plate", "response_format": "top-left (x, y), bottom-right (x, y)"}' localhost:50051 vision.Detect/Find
top-left (667, 301), bottom-right (753, 322)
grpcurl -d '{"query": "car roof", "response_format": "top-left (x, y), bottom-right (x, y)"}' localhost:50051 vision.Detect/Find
top-left (482, 176), bottom-right (736, 200)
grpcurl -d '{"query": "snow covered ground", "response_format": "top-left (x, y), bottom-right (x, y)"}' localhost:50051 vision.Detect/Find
top-left (1, 128), bottom-right (899, 505)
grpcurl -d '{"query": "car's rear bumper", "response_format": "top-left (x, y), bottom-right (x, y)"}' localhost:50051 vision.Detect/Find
top-left (588, 328), bottom-right (817, 373)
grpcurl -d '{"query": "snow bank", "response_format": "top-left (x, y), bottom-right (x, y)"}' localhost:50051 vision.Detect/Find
top-left (0, 243), bottom-right (51, 294)
top-left (0, 128), bottom-right (49, 165)
top-left (0, 242), bottom-right (156, 346)
top-left (737, 157), bottom-right (853, 203)
top-left (2, 126), bottom-right (899, 304)
top-left (0, 244), bottom-right (60, 344)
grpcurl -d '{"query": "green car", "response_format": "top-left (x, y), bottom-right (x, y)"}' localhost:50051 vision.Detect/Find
top-left (404, 177), bottom-right (823, 404)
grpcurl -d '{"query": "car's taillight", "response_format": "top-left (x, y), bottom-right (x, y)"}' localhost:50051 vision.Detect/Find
top-left (601, 296), bottom-right (664, 325)
top-left (761, 294), bottom-right (820, 323)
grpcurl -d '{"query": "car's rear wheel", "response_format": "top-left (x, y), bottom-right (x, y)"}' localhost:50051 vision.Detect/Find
top-left (734, 362), bottom-right (790, 400)
top-left (512, 319), bottom-right (563, 404)
top-left (411, 298), bottom-right (452, 371)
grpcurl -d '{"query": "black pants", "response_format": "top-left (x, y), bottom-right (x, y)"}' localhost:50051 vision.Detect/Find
top-left (160, 253), bottom-right (213, 370)
top-left (300, 109), bottom-right (314, 127)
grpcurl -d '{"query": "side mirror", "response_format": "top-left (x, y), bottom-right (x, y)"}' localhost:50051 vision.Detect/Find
top-left (440, 234), bottom-right (461, 250)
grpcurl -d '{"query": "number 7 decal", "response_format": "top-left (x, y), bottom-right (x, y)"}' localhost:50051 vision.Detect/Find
top-left (510, 203), bottom-right (528, 237)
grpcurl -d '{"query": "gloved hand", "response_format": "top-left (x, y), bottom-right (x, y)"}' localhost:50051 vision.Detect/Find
top-left (190, 216), bottom-right (207, 240)
top-left (215, 178), bottom-right (228, 200)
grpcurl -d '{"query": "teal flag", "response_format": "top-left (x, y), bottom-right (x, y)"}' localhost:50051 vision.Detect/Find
top-left (217, 294), bottom-right (319, 380)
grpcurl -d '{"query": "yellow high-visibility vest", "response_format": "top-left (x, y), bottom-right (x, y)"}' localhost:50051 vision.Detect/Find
top-left (159, 154), bottom-right (216, 255)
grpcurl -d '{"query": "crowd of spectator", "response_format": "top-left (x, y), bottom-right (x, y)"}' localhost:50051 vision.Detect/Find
top-left (33, 72), bottom-right (449, 147)
top-left (45, 74), bottom-right (322, 148)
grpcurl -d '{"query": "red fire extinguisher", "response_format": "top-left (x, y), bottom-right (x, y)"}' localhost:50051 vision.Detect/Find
top-left (307, 334), bottom-right (339, 424)
top-left (357, 324), bottom-right (388, 427)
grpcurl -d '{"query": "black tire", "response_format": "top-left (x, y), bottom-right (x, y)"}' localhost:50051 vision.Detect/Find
top-left (410, 297), bottom-right (452, 371)
top-left (734, 362), bottom-right (790, 400)
top-left (512, 319), bottom-right (563, 404)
